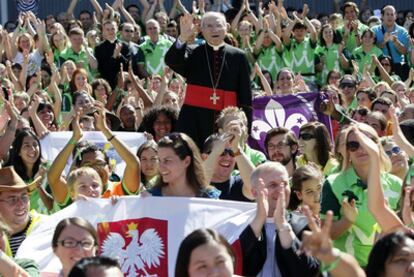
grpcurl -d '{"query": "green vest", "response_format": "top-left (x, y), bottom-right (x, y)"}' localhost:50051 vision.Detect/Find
top-left (285, 37), bottom-right (316, 82)
top-left (315, 43), bottom-right (343, 85)
top-left (322, 167), bottom-right (401, 266)
top-left (257, 45), bottom-right (285, 81)
top-left (138, 36), bottom-right (173, 76)
top-left (338, 21), bottom-right (368, 51)
top-left (352, 45), bottom-right (383, 74)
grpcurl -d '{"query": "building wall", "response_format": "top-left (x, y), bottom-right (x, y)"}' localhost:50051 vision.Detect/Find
top-left (4, 0), bottom-right (414, 24)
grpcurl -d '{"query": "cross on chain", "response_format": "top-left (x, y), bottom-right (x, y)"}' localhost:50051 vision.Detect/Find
top-left (210, 91), bottom-right (220, 105)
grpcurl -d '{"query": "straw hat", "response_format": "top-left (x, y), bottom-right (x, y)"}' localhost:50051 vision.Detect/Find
top-left (0, 166), bottom-right (35, 191)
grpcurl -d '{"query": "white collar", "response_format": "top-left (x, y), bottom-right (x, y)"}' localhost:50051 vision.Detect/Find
top-left (207, 42), bottom-right (225, 51)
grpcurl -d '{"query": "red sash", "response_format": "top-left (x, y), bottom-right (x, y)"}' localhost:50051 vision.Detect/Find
top-left (184, 84), bottom-right (237, 111)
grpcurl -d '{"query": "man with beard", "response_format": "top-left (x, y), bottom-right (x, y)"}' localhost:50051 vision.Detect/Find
top-left (264, 127), bottom-right (298, 177)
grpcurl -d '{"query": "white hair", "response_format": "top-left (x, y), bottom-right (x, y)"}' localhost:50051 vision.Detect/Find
top-left (146, 19), bottom-right (160, 29)
top-left (250, 162), bottom-right (289, 186)
top-left (201, 12), bottom-right (227, 28)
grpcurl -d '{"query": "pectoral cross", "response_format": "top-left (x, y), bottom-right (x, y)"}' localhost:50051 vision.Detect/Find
top-left (210, 91), bottom-right (220, 105)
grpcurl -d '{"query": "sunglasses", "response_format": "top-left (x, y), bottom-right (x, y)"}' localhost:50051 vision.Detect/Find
top-left (385, 146), bottom-right (401, 156)
top-left (221, 148), bottom-right (235, 157)
top-left (346, 141), bottom-right (360, 152)
top-left (356, 109), bottom-right (368, 116)
top-left (340, 83), bottom-right (356, 89)
top-left (299, 133), bottom-right (315, 141)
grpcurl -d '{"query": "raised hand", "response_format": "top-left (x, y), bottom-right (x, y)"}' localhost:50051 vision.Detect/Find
top-left (342, 197), bottom-right (358, 224)
top-left (178, 14), bottom-right (195, 42)
top-left (113, 43), bottom-right (122, 59)
top-left (93, 102), bottom-right (108, 131)
top-left (212, 132), bottom-right (232, 154)
top-left (224, 120), bottom-right (242, 151)
top-left (352, 125), bottom-right (380, 157)
top-left (254, 178), bottom-right (269, 225)
top-left (402, 186), bottom-right (414, 227)
top-left (71, 109), bottom-right (83, 142)
top-left (302, 3), bottom-right (309, 18)
top-left (273, 186), bottom-right (287, 227)
top-left (28, 94), bottom-right (41, 116)
top-left (301, 206), bottom-right (335, 261)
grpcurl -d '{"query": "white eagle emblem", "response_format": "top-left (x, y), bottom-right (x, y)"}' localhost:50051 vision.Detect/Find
top-left (101, 223), bottom-right (165, 277)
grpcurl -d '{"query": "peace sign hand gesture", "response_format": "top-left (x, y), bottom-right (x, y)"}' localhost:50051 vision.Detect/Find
top-left (301, 206), bottom-right (336, 262)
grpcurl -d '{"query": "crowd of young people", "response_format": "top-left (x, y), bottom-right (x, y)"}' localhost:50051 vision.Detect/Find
top-left (0, 0), bottom-right (414, 276)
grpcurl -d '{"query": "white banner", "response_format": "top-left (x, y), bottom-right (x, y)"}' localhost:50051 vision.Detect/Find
top-left (40, 132), bottom-right (146, 177)
top-left (16, 197), bottom-right (256, 276)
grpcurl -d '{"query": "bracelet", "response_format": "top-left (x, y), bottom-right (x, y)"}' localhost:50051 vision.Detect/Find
top-left (320, 248), bottom-right (341, 273)
top-left (276, 222), bottom-right (292, 232)
top-left (68, 138), bottom-right (77, 146)
top-left (107, 134), bottom-right (116, 142)
top-left (233, 148), bottom-right (242, 157)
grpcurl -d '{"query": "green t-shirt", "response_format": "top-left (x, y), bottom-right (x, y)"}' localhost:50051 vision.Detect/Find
top-left (59, 46), bottom-right (93, 77)
top-left (138, 35), bottom-right (173, 76)
top-left (315, 43), bottom-right (343, 85)
top-left (321, 167), bottom-right (402, 266)
top-left (0, 258), bottom-right (39, 277)
top-left (352, 45), bottom-right (383, 73)
top-left (338, 21), bottom-right (369, 52)
top-left (256, 45), bottom-right (285, 81)
top-left (284, 37), bottom-right (317, 83)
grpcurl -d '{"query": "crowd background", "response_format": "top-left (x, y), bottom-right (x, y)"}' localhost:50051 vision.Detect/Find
top-left (0, 0), bottom-right (414, 276)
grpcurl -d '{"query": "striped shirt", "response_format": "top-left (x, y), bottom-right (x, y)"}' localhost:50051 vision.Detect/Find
top-left (16, 0), bottom-right (39, 15)
top-left (9, 216), bottom-right (32, 257)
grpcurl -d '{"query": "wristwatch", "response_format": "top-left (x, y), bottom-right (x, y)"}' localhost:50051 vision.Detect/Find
top-left (277, 222), bottom-right (292, 232)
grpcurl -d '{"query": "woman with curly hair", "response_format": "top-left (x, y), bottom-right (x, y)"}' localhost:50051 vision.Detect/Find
top-left (140, 105), bottom-right (179, 142)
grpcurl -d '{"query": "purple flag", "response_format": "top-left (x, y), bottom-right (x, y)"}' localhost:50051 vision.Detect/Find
top-left (249, 92), bottom-right (332, 155)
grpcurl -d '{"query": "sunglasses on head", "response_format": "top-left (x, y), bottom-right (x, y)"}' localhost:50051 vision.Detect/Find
top-left (385, 146), bottom-right (401, 156)
top-left (221, 148), bottom-right (235, 157)
top-left (299, 133), bottom-right (315, 141)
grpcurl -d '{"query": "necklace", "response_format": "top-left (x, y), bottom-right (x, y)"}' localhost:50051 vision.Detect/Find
top-left (204, 44), bottom-right (227, 105)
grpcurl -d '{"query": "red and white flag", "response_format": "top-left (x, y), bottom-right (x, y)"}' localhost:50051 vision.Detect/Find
top-left (16, 197), bottom-right (256, 276)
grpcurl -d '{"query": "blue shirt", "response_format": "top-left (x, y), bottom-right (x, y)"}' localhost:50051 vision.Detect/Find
top-left (372, 23), bottom-right (411, 63)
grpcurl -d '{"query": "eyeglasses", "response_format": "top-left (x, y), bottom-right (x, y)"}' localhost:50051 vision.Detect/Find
top-left (299, 133), bottom-right (315, 141)
top-left (220, 148), bottom-right (235, 157)
top-left (385, 146), bottom-right (401, 156)
top-left (346, 141), bottom-right (360, 152)
top-left (267, 142), bottom-right (289, 150)
top-left (124, 29), bottom-right (134, 33)
top-left (58, 239), bottom-right (96, 250)
top-left (0, 195), bottom-right (30, 206)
